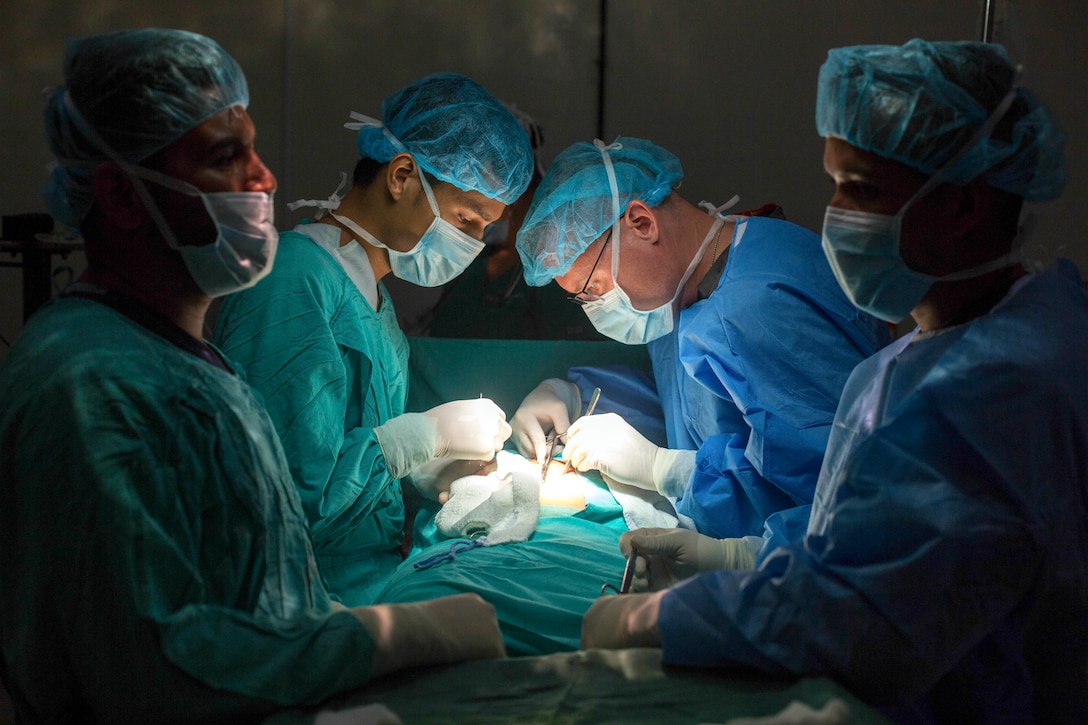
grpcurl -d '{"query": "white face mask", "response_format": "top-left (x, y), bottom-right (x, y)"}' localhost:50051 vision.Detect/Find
top-left (582, 217), bottom-right (725, 344)
top-left (578, 139), bottom-right (727, 345)
top-left (125, 165), bottom-right (277, 298)
top-left (329, 170), bottom-right (485, 288)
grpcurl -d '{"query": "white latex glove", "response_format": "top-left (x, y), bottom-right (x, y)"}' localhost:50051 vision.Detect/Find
top-left (423, 398), bottom-right (511, 460)
top-left (374, 413), bottom-right (438, 480)
top-left (315, 704), bottom-right (403, 725)
top-left (349, 593), bottom-right (506, 679)
top-left (510, 378), bottom-right (581, 462)
top-left (409, 457), bottom-right (496, 503)
top-left (563, 413), bottom-right (656, 488)
top-left (375, 402), bottom-right (509, 480)
top-left (717, 699), bottom-right (851, 725)
top-left (563, 413), bottom-right (695, 497)
top-left (618, 528), bottom-right (762, 592)
top-left (580, 590), bottom-right (665, 650)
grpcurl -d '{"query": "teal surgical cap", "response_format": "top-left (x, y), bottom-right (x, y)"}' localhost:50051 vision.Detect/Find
top-left (516, 137), bottom-right (683, 287)
top-left (816, 38), bottom-right (1067, 202)
top-left (354, 73), bottom-right (534, 205)
top-left (43, 28), bottom-right (250, 229)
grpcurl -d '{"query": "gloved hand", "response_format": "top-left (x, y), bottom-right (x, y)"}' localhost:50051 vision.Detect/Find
top-left (410, 457), bottom-right (497, 503)
top-left (423, 398), bottom-right (511, 460)
top-left (618, 528), bottom-right (761, 592)
top-left (510, 378), bottom-right (581, 463)
top-left (563, 414), bottom-right (695, 497)
top-left (349, 593), bottom-right (506, 678)
top-left (580, 590), bottom-right (666, 650)
top-left (375, 400), bottom-right (509, 480)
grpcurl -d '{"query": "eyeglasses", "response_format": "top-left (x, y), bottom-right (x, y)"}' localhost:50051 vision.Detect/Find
top-left (566, 230), bottom-right (611, 305)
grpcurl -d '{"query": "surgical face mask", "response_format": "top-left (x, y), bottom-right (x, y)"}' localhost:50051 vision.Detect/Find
top-left (821, 204), bottom-right (931, 322)
top-left (581, 216), bottom-right (724, 344)
top-left (821, 79), bottom-right (1024, 323)
top-left (330, 170), bottom-right (485, 288)
top-left (125, 165), bottom-right (277, 298)
top-left (578, 140), bottom-right (729, 345)
top-left (822, 205), bottom-right (1023, 323)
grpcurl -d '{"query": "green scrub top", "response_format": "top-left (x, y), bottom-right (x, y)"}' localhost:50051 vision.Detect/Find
top-left (0, 292), bottom-right (376, 724)
top-left (215, 225), bottom-right (410, 605)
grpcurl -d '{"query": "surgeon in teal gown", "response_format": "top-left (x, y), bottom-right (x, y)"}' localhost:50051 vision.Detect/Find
top-left (1, 293), bottom-right (379, 721)
top-left (216, 222), bottom-right (413, 604)
top-left (215, 74), bottom-right (534, 605)
top-left (583, 40), bottom-right (1087, 724)
top-left (0, 29), bottom-right (506, 724)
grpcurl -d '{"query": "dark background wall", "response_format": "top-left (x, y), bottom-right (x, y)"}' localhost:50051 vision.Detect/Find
top-left (2, 0), bottom-right (1084, 361)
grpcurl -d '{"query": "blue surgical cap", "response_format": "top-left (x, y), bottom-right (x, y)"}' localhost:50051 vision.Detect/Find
top-left (43, 28), bottom-right (250, 229)
top-left (355, 73), bottom-right (534, 205)
top-left (816, 38), bottom-right (1067, 202)
top-left (516, 137), bottom-right (683, 287)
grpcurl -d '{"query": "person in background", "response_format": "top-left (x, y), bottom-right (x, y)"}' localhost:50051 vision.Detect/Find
top-left (510, 135), bottom-right (891, 565)
top-left (0, 29), bottom-right (504, 724)
top-left (582, 38), bottom-right (1087, 724)
top-left (423, 103), bottom-right (607, 340)
top-left (213, 73), bottom-right (534, 605)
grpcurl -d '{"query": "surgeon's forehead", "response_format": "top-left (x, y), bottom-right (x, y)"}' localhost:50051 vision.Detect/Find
top-left (442, 184), bottom-right (504, 223)
top-left (823, 136), bottom-right (915, 180)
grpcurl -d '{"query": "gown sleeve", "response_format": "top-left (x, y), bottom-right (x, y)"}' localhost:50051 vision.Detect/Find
top-left (659, 378), bottom-right (1042, 705)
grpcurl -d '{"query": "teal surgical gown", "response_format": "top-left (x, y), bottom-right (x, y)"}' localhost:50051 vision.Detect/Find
top-left (648, 216), bottom-right (891, 538)
top-left (0, 290), bottom-right (377, 724)
top-left (658, 261), bottom-right (1088, 723)
top-left (215, 224), bottom-right (409, 606)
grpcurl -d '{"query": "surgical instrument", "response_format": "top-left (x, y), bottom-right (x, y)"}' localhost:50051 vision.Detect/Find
top-left (562, 387), bottom-right (601, 475)
top-left (601, 552), bottom-right (638, 595)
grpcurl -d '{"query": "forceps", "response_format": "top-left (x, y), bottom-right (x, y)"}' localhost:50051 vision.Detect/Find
top-left (540, 387), bottom-right (601, 484)
top-left (561, 387), bottom-right (601, 475)
top-left (540, 434), bottom-right (559, 486)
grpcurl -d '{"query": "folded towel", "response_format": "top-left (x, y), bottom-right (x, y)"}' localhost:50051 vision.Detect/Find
top-left (435, 453), bottom-right (541, 545)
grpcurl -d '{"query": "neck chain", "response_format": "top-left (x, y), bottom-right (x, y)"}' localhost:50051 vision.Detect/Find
top-left (709, 219), bottom-right (725, 263)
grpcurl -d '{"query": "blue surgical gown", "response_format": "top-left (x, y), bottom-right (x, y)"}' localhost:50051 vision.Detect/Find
top-left (215, 224), bottom-right (409, 606)
top-left (648, 216), bottom-right (891, 538)
top-left (0, 292), bottom-right (377, 724)
top-left (658, 261), bottom-right (1088, 723)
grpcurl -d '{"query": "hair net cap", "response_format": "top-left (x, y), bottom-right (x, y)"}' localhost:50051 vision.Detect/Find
top-left (355, 73), bottom-right (534, 205)
top-left (516, 137), bottom-right (683, 287)
top-left (816, 38), bottom-right (1067, 201)
top-left (43, 28), bottom-right (250, 229)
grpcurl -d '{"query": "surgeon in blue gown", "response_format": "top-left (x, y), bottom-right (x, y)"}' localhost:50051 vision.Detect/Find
top-left (214, 74), bottom-right (534, 605)
top-left (0, 29), bottom-right (504, 724)
top-left (510, 136), bottom-right (890, 559)
top-left (583, 39), bottom-right (1088, 724)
